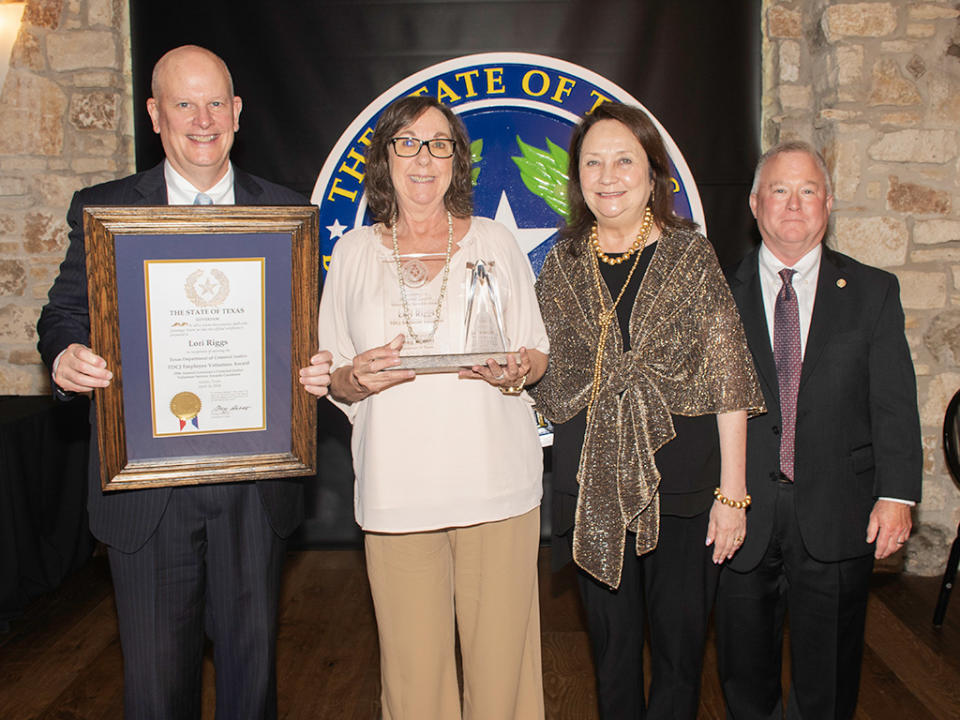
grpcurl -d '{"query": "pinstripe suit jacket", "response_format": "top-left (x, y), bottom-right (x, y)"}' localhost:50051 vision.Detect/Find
top-left (37, 163), bottom-right (306, 552)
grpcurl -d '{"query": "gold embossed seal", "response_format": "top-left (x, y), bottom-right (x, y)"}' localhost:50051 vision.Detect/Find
top-left (170, 391), bottom-right (202, 428)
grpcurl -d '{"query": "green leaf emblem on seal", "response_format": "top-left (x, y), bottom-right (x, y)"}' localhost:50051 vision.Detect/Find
top-left (470, 138), bottom-right (483, 186)
top-left (511, 136), bottom-right (569, 219)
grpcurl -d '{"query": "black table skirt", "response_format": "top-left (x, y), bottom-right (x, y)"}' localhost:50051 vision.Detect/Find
top-left (0, 395), bottom-right (93, 627)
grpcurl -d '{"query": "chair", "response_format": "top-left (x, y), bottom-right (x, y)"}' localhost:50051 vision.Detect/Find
top-left (934, 389), bottom-right (960, 627)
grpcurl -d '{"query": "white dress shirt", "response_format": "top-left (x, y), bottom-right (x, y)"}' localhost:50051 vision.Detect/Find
top-left (758, 241), bottom-right (821, 359)
top-left (164, 160), bottom-right (235, 205)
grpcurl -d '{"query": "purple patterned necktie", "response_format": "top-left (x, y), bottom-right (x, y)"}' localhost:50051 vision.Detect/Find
top-left (774, 268), bottom-right (801, 481)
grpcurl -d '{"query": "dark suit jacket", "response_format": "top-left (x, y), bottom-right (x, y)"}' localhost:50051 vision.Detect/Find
top-left (37, 162), bottom-right (307, 552)
top-left (726, 244), bottom-right (922, 572)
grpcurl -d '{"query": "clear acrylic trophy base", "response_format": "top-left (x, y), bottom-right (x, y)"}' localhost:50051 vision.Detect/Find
top-left (395, 351), bottom-right (513, 374)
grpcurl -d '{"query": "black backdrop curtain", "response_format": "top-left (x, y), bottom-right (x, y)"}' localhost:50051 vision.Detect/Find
top-left (129, 0), bottom-right (762, 546)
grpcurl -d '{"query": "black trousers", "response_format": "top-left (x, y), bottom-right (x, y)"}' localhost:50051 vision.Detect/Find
top-left (715, 483), bottom-right (874, 720)
top-left (577, 509), bottom-right (720, 720)
top-left (107, 483), bottom-right (286, 720)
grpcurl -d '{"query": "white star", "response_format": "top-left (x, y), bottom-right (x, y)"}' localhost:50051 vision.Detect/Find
top-left (326, 218), bottom-right (348, 240)
top-left (493, 191), bottom-right (557, 256)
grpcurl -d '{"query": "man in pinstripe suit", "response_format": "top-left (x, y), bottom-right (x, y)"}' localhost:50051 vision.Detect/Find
top-left (37, 46), bottom-right (332, 719)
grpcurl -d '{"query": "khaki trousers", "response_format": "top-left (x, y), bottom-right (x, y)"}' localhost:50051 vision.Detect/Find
top-left (364, 507), bottom-right (544, 720)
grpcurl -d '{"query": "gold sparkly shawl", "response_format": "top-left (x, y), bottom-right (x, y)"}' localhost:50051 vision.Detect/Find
top-left (530, 228), bottom-right (765, 588)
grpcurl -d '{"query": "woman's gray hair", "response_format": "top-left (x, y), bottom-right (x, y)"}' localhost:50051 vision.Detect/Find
top-left (751, 140), bottom-right (833, 196)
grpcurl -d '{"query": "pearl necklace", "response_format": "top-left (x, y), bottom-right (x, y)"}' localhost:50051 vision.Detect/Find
top-left (590, 206), bottom-right (654, 265)
top-left (391, 211), bottom-right (454, 344)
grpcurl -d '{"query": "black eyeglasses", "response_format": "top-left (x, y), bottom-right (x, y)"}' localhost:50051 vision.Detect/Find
top-left (390, 137), bottom-right (456, 159)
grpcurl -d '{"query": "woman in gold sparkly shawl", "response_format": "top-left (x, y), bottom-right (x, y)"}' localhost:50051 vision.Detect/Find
top-left (529, 102), bottom-right (764, 719)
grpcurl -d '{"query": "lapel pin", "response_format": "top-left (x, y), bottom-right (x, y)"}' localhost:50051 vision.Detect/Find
top-left (837, 278), bottom-right (847, 288)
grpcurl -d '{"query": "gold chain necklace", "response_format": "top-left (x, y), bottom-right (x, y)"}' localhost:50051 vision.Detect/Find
top-left (391, 211), bottom-right (454, 344)
top-left (590, 206), bottom-right (654, 265)
top-left (586, 210), bottom-right (654, 423)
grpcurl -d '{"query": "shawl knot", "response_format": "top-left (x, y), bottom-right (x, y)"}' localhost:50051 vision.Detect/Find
top-left (574, 353), bottom-right (675, 587)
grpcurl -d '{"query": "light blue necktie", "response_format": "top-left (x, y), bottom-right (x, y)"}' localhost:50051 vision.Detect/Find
top-left (193, 192), bottom-right (213, 205)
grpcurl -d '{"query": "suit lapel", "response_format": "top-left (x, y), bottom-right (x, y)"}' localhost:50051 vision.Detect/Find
top-left (133, 163), bottom-right (167, 204)
top-left (799, 248), bottom-right (844, 390)
top-left (234, 169), bottom-right (264, 205)
top-left (732, 248), bottom-right (778, 403)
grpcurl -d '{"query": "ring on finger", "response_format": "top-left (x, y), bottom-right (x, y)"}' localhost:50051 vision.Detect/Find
top-left (734, 536), bottom-right (743, 544)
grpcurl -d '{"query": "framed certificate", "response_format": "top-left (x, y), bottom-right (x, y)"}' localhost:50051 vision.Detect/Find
top-left (83, 205), bottom-right (319, 491)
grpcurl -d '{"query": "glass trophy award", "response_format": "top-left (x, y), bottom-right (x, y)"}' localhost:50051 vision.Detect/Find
top-left (385, 255), bottom-right (512, 373)
top-left (463, 259), bottom-right (507, 354)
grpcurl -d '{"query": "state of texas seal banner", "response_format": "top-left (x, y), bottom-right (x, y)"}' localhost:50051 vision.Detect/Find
top-left (312, 53), bottom-right (704, 275)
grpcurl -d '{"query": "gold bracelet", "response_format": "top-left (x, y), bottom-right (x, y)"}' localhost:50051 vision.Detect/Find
top-left (713, 487), bottom-right (751, 509)
top-left (499, 374), bottom-right (527, 396)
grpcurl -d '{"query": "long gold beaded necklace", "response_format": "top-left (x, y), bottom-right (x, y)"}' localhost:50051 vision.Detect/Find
top-left (391, 210), bottom-right (454, 344)
top-left (586, 206), bottom-right (655, 423)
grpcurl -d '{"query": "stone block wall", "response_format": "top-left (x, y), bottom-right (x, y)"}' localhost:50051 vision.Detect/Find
top-left (0, 0), bottom-right (133, 394)
top-left (763, 0), bottom-right (960, 574)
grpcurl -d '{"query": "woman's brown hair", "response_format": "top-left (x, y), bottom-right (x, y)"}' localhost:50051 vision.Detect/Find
top-left (365, 96), bottom-right (473, 224)
top-left (561, 102), bottom-right (698, 254)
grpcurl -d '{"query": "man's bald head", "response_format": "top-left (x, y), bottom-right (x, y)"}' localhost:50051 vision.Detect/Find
top-left (151, 45), bottom-right (234, 101)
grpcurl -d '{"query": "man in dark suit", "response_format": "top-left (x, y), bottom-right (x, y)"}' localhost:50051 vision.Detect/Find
top-left (716, 141), bottom-right (922, 719)
top-left (37, 45), bottom-right (332, 719)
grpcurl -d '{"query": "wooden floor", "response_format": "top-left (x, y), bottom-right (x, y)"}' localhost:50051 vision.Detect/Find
top-left (1, 549), bottom-right (958, 719)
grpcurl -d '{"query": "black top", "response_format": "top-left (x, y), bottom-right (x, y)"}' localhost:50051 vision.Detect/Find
top-left (551, 242), bottom-right (720, 557)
